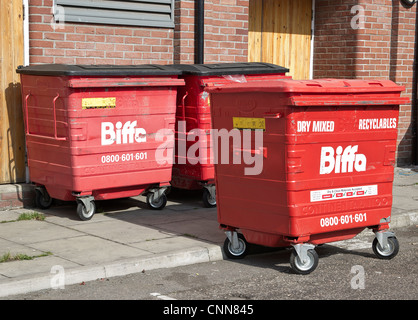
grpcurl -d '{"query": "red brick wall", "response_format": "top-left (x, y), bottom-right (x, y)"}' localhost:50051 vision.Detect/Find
top-left (203, 0), bottom-right (249, 63)
top-left (313, 0), bottom-right (358, 78)
top-left (174, 0), bottom-right (248, 64)
top-left (29, 0), bottom-right (248, 65)
top-left (313, 0), bottom-right (416, 165)
top-left (29, 0), bottom-right (174, 65)
top-left (390, 1), bottom-right (416, 164)
top-left (174, 0), bottom-right (195, 63)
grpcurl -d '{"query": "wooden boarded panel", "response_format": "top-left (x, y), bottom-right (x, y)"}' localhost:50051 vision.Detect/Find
top-left (248, 0), bottom-right (312, 80)
top-left (248, 0), bottom-right (263, 62)
top-left (0, 0), bottom-right (25, 183)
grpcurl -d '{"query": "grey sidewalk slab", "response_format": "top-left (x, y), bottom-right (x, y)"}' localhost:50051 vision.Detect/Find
top-left (0, 238), bottom-right (45, 258)
top-left (70, 219), bottom-right (177, 244)
top-left (156, 218), bottom-right (225, 243)
top-left (0, 255), bottom-right (80, 278)
top-left (30, 235), bottom-right (152, 265)
top-left (391, 166), bottom-right (418, 227)
top-left (0, 220), bottom-right (84, 244)
top-left (129, 236), bottom-right (212, 254)
top-left (0, 209), bottom-right (29, 223)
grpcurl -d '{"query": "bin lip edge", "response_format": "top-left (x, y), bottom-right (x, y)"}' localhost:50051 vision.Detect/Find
top-left (168, 62), bottom-right (290, 76)
top-left (16, 64), bottom-right (183, 76)
top-left (205, 79), bottom-right (407, 94)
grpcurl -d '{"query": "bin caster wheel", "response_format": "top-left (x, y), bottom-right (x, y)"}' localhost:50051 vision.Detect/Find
top-left (77, 199), bottom-right (96, 221)
top-left (146, 193), bottom-right (167, 210)
top-left (372, 236), bottom-right (399, 260)
top-left (202, 188), bottom-right (216, 208)
top-left (35, 188), bottom-right (53, 209)
top-left (223, 233), bottom-right (248, 259)
top-left (290, 246), bottom-right (319, 275)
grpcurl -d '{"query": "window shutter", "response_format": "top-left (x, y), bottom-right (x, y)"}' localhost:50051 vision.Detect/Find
top-left (54, 0), bottom-right (174, 28)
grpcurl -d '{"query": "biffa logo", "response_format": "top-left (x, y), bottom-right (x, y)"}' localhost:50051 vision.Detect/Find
top-left (101, 121), bottom-right (146, 146)
top-left (320, 145), bottom-right (367, 174)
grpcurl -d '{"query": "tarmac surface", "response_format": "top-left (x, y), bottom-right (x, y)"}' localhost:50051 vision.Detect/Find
top-left (0, 167), bottom-right (417, 298)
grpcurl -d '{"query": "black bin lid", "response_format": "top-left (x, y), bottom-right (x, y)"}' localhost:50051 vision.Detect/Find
top-left (16, 64), bottom-right (182, 76)
top-left (170, 62), bottom-right (289, 76)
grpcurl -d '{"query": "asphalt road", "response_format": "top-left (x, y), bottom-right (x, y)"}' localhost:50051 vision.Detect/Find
top-left (4, 226), bottom-right (417, 303)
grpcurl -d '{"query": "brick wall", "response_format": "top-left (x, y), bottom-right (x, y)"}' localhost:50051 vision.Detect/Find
top-left (203, 0), bottom-right (248, 63)
top-left (29, 0), bottom-right (248, 65)
top-left (0, 184), bottom-right (35, 210)
top-left (29, 0), bottom-right (174, 65)
top-left (174, 0), bottom-right (249, 64)
top-left (314, 0), bottom-right (416, 165)
top-left (390, 1), bottom-right (416, 165)
top-left (313, 0), bottom-right (358, 78)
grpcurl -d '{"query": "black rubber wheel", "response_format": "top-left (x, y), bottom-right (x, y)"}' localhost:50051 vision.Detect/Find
top-left (76, 200), bottom-right (96, 221)
top-left (146, 193), bottom-right (167, 210)
top-left (290, 248), bottom-right (319, 275)
top-left (223, 233), bottom-right (249, 259)
top-left (202, 188), bottom-right (216, 208)
top-left (372, 237), bottom-right (399, 260)
top-left (35, 188), bottom-right (53, 209)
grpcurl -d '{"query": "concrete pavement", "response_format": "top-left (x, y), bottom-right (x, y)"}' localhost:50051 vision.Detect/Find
top-left (0, 167), bottom-right (417, 298)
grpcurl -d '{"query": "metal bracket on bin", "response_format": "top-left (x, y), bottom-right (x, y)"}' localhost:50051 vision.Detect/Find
top-left (291, 243), bottom-right (315, 265)
top-left (374, 231), bottom-right (395, 250)
top-left (34, 185), bottom-right (47, 197)
top-left (225, 230), bottom-right (240, 252)
top-left (203, 184), bottom-right (216, 200)
top-left (77, 196), bottom-right (94, 213)
top-left (149, 187), bottom-right (168, 201)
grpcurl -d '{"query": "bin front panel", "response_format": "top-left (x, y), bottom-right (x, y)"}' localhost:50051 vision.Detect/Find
top-left (285, 104), bottom-right (399, 237)
top-left (21, 74), bottom-right (183, 200)
top-left (208, 79), bottom-right (408, 242)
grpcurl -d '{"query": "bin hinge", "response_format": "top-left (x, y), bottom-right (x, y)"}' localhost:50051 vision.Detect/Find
top-left (379, 216), bottom-right (391, 224)
top-left (77, 196), bottom-right (94, 213)
top-left (148, 187), bottom-right (168, 201)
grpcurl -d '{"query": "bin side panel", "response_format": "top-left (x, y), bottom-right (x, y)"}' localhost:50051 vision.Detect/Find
top-left (210, 92), bottom-right (289, 235)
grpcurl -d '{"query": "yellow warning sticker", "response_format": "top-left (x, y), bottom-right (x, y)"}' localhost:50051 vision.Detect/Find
top-left (233, 117), bottom-right (265, 130)
top-left (82, 97), bottom-right (116, 109)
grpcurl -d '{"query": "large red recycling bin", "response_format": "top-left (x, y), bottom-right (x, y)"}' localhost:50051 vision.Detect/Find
top-left (169, 63), bottom-right (290, 207)
top-left (17, 64), bottom-right (185, 220)
top-left (207, 79), bottom-right (409, 274)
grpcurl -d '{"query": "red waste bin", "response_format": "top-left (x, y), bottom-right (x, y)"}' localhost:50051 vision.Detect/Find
top-left (170, 63), bottom-right (290, 207)
top-left (207, 79), bottom-right (409, 274)
top-left (17, 64), bottom-right (184, 220)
